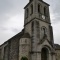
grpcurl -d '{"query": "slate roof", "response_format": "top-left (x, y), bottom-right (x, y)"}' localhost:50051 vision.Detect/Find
top-left (0, 29), bottom-right (24, 47)
top-left (24, 0), bottom-right (49, 9)
top-left (0, 29), bottom-right (31, 47)
top-left (54, 44), bottom-right (60, 50)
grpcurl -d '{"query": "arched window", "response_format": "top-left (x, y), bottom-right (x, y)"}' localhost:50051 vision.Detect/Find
top-left (21, 57), bottom-right (28, 60)
top-left (30, 4), bottom-right (33, 15)
top-left (41, 26), bottom-right (47, 35)
top-left (31, 21), bottom-right (34, 50)
top-left (41, 26), bottom-right (47, 39)
top-left (38, 4), bottom-right (41, 13)
top-left (35, 21), bottom-right (40, 38)
top-left (4, 45), bottom-right (8, 60)
top-left (26, 8), bottom-right (29, 18)
top-left (44, 7), bottom-right (46, 16)
top-left (0, 49), bottom-right (1, 60)
top-left (41, 48), bottom-right (49, 60)
top-left (31, 21), bottom-right (34, 39)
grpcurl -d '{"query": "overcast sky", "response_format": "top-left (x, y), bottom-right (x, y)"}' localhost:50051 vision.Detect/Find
top-left (0, 0), bottom-right (60, 45)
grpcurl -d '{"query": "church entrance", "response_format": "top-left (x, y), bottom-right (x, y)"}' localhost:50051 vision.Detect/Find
top-left (41, 47), bottom-right (49, 60)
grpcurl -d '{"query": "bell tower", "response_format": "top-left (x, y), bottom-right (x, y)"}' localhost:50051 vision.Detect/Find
top-left (24, 0), bottom-right (56, 60)
top-left (24, 0), bottom-right (53, 45)
top-left (24, 0), bottom-right (50, 25)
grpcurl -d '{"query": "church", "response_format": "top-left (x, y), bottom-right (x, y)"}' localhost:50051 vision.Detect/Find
top-left (0, 0), bottom-right (60, 60)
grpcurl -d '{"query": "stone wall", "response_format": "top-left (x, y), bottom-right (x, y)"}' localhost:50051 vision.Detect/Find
top-left (0, 49), bottom-right (1, 60)
top-left (4, 45), bottom-right (9, 60)
top-left (8, 32), bottom-right (23, 60)
top-left (0, 31), bottom-right (24, 60)
top-left (55, 50), bottom-right (60, 60)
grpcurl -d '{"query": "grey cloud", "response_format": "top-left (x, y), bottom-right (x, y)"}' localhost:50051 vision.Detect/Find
top-left (0, 27), bottom-right (8, 31)
top-left (0, 0), bottom-right (28, 15)
top-left (0, 0), bottom-right (28, 45)
top-left (0, 0), bottom-right (28, 24)
top-left (51, 14), bottom-right (60, 24)
top-left (45, 0), bottom-right (60, 24)
top-left (10, 28), bottom-right (20, 33)
top-left (52, 0), bottom-right (60, 14)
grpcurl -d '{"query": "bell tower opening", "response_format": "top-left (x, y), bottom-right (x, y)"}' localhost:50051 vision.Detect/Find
top-left (41, 47), bottom-right (49, 60)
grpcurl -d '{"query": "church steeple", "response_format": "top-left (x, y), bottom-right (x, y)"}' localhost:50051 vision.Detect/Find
top-left (24, 0), bottom-right (50, 26)
top-left (23, 1), bottom-right (56, 60)
top-left (29, 0), bottom-right (43, 2)
top-left (24, 0), bottom-right (54, 48)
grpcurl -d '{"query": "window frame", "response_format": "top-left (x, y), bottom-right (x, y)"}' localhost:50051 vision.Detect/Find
top-left (30, 4), bottom-right (33, 15)
top-left (38, 4), bottom-right (41, 13)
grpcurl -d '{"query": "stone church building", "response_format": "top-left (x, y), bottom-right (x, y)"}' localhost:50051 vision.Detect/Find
top-left (0, 0), bottom-right (60, 60)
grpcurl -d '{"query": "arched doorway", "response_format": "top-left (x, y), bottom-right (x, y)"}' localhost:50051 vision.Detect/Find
top-left (21, 57), bottom-right (28, 60)
top-left (41, 47), bottom-right (49, 60)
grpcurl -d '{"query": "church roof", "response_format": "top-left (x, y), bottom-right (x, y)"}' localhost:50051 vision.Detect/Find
top-left (54, 44), bottom-right (60, 50)
top-left (24, 0), bottom-right (49, 9)
top-left (0, 29), bottom-right (24, 47)
top-left (21, 33), bottom-right (30, 38)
